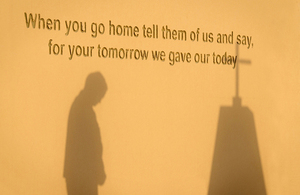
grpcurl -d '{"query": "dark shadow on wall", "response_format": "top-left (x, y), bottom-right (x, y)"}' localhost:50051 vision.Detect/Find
top-left (64, 72), bottom-right (107, 195)
top-left (208, 45), bottom-right (267, 195)
top-left (208, 98), bottom-right (267, 195)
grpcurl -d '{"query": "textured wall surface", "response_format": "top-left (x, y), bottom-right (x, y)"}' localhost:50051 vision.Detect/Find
top-left (1, 1), bottom-right (300, 194)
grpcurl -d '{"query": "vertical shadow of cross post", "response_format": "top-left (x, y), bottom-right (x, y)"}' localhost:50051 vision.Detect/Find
top-left (208, 45), bottom-right (267, 195)
top-left (64, 72), bottom-right (107, 195)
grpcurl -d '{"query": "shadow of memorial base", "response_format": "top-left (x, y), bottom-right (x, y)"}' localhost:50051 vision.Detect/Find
top-left (208, 98), bottom-right (267, 195)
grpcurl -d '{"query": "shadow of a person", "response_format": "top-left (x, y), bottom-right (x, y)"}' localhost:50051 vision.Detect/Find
top-left (64, 72), bottom-right (107, 195)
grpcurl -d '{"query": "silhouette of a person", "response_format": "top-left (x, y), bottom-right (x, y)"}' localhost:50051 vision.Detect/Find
top-left (64, 72), bottom-right (107, 195)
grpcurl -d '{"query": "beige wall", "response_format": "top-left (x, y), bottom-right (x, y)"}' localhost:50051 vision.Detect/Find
top-left (1, 0), bottom-right (300, 194)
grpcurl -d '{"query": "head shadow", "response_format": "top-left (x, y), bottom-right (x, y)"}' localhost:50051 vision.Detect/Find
top-left (83, 72), bottom-right (108, 106)
top-left (63, 72), bottom-right (107, 195)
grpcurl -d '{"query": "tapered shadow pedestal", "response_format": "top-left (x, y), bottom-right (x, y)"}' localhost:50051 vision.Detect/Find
top-left (208, 98), bottom-right (267, 195)
top-left (208, 45), bottom-right (267, 194)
